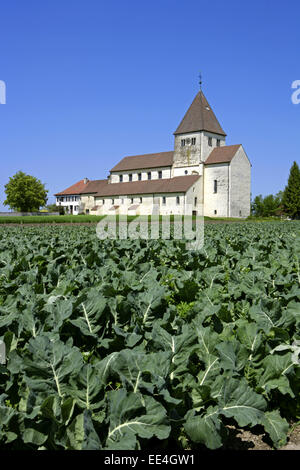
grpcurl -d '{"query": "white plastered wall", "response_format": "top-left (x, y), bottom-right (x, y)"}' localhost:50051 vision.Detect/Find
top-left (229, 146), bottom-right (251, 217)
top-left (110, 167), bottom-right (172, 183)
top-left (203, 163), bottom-right (229, 217)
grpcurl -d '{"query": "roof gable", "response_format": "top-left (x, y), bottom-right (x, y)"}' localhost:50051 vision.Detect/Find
top-left (204, 144), bottom-right (241, 165)
top-left (174, 91), bottom-right (226, 136)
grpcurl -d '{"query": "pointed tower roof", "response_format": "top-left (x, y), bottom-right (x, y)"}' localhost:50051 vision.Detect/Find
top-left (174, 91), bottom-right (226, 136)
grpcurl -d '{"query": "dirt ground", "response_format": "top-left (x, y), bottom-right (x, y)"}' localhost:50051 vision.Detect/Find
top-left (223, 424), bottom-right (300, 450)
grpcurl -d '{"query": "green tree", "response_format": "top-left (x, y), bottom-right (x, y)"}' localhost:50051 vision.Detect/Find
top-left (4, 171), bottom-right (48, 212)
top-left (45, 203), bottom-right (59, 212)
top-left (251, 192), bottom-right (282, 217)
top-left (282, 161), bottom-right (300, 219)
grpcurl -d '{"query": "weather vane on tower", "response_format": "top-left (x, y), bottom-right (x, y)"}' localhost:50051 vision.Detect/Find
top-left (199, 72), bottom-right (202, 91)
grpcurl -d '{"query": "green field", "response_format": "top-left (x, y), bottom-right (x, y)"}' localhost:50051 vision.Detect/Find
top-left (0, 221), bottom-right (299, 450)
top-left (0, 214), bottom-right (288, 224)
top-left (0, 214), bottom-right (105, 224)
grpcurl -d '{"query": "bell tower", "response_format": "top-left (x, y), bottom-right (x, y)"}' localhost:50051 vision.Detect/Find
top-left (173, 84), bottom-right (227, 173)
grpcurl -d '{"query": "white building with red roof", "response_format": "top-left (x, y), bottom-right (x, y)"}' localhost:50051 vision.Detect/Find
top-left (55, 89), bottom-right (251, 217)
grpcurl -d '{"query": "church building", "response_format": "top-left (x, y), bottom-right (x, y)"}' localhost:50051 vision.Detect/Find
top-left (55, 89), bottom-right (251, 217)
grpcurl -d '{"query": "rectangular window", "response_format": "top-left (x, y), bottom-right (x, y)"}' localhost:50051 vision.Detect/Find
top-left (191, 137), bottom-right (196, 145)
top-left (214, 210), bottom-right (217, 215)
top-left (194, 197), bottom-right (197, 206)
top-left (112, 198), bottom-right (114, 204)
top-left (147, 172), bottom-right (151, 180)
top-left (138, 173), bottom-right (142, 181)
top-left (181, 139), bottom-right (186, 147)
top-left (214, 180), bottom-right (218, 193)
top-left (119, 174), bottom-right (123, 182)
top-left (162, 196), bottom-right (166, 205)
top-left (217, 139), bottom-right (220, 147)
top-left (176, 196), bottom-right (180, 205)
top-left (102, 199), bottom-right (105, 204)
top-left (130, 197), bottom-right (134, 204)
top-left (208, 137), bottom-right (212, 146)
top-left (129, 174), bottom-right (132, 182)
top-left (139, 197), bottom-right (142, 203)
top-left (158, 170), bottom-right (162, 179)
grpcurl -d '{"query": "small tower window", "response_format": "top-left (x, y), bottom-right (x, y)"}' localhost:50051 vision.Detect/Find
top-left (194, 197), bottom-right (197, 206)
top-left (214, 180), bottom-right (218, 193)
top-left (129, 174), bottom-right (133, 182)
top-left (138, 173), bottom-right (142, 181)
top-left (176, 196), bottom-right (180, 205)
top-left (217, 139), bottom-right (220, 147)
top-left (130, 197), bottom-right (134, 204)
top-left (181, 139), bottom-right (186, 147)
top-left (162, 196), bottom-right (166, 205)
top-left (214, 210), bottom-right (217, 215)
top-left (208, 137), bottom-right (212, 146)
top-left (147, 172), bottom-right (151, 180)
top-left (158, 170), bottom-right (162, 179)
top-left (191, 137), bottom-right (196, 145)
top-left (119, 174), bottom-right (123, 182)
top-left (139, 197), bottom-right (142, 203)
top-left (184, 170), bottom-right (188, 175)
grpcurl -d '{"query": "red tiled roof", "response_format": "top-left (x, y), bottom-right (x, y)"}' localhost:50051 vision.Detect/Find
top-left (110, 151), bottom-right (174, 172)
top-left (94, 175), bottom-right (200, 197)
top-left (54, 179), bottom-right (89, 196)
top-left (205, 145), bottom-right (241, 165)
top-left (174, 91), bottom-right (226, 136)
top-left (80, 179), bottom-right (108, 194)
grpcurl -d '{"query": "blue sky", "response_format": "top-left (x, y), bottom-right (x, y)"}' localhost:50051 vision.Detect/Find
top-left (0, 0), bottom-right (299, 209)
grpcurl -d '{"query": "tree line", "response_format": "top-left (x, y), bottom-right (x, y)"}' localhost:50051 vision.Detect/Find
top-left (251, 161), bottom-right (300, 219)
